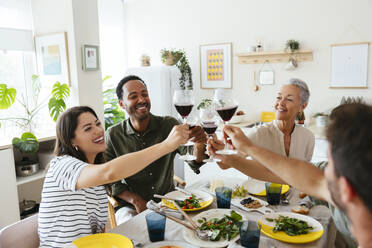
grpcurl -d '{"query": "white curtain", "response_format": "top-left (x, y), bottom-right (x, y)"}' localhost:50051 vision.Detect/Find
top-left (0, 0), bottom-right (34, 50)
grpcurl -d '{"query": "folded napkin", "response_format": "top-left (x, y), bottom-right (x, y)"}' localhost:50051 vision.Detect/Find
top-left (298, 195), bottom-right (313, 209)
top-left (146, 200), bottom-right (184, 220)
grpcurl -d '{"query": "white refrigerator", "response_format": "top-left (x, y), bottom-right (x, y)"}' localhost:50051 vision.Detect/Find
top-left (125, 66), bottom-right (185, 179)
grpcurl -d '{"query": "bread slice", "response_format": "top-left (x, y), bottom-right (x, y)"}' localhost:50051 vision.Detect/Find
top-left (291, 205), bottom-right (310, 215)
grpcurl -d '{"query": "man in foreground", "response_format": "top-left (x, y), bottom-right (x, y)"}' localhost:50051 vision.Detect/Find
top-left (209, 103), bottom-right (372, 248)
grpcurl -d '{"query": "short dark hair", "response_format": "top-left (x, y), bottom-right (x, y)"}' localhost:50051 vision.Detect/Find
top-left (54, 106), bottom-right (104, 164)
top-left (326, 103), bottom-right (372, 212)
top-left (116, 75), bottom-right (146, 100)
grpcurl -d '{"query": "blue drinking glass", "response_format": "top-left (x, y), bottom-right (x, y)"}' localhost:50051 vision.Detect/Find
top-left (265, 182), bottom-right (282, 205)
top-left (215, 186), bottom-right (232, 209)
top-left (240, 220), bottom-right (261, 248)
top-left (145, 212), bottom-right (166, 242)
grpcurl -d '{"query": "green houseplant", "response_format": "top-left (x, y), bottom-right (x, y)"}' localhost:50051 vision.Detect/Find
top-left (160, 48), bottom-right (193, 90)
top-left (285, 39), bottom-right (300, 52)
top-left (197, 98), bottom-right (212, 110)
top-left (0, 75), bottom-right (70, 153)
top-left (102, 75), bottom-right (125, 129)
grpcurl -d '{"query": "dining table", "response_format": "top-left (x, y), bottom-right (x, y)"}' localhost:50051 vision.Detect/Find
top-left (109, 179), bottom-right (337, 248)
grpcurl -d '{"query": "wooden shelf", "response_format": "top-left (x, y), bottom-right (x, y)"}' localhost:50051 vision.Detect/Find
top-left (16, 168), bottom-right (46, 186)
top-left (236, 50), bottom-right (313, 64)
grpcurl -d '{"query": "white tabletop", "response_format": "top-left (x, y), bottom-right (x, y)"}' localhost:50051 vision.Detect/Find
top-left (109, 180), bottom-right (337, 248)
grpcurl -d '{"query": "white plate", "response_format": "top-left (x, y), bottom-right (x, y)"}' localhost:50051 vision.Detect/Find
top-left (229, 115), bottom-right (247, 124)
top-left (144, 240), bottom-right (197, 248)
top-left (183, 209), bottom-right (246, 248)
top-left (231, 194), bottom-right (274, 214)
top-left (242, 178), bottom-right (266, 195)
top-left (207, 177), bottom-right (248, 193)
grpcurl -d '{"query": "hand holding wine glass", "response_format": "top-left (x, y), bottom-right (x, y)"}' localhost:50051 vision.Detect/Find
top-left (199, 106), bottom-right (220, 162)
top-left (213, 88), bottom-right (238, 155)
top-left (173, 90), bottom-right (196, 161)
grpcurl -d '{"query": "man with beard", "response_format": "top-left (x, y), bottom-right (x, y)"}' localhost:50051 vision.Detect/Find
top-left (105, 75), bottom-right (207, 224)
top-left (209, 103), bottom-right (372, 248)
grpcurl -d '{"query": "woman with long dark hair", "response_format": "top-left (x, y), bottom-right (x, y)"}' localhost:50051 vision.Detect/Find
top-left (38, 106), bottom-right (189, 247)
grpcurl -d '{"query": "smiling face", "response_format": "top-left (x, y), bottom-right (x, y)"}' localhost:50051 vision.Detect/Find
top-left (119, 80), bottom-right (151, 121)
top-left (71, 112), bottom-right (106, 159)
top-left (274, 84), bottom-right (306, 121)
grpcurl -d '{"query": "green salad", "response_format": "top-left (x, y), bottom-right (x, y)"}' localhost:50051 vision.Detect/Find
top-left (176, 194), bottom-right (201, 209)
top-left (266, 215), bottom-right (314, 236)
top-left (197, 210), bottom-right (242, 241)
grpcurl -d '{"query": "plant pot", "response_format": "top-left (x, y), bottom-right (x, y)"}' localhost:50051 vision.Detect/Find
top-left (15, 157), bottom-right (39, 177)
top-left (164, 54), bottom-right (181, 66)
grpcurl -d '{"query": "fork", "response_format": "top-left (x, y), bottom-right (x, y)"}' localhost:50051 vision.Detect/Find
top-left (280, 188), bottom-right (292, 205)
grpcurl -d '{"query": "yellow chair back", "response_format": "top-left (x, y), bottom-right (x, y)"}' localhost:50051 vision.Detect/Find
top-left (260, 112), bottom-right (276, 123)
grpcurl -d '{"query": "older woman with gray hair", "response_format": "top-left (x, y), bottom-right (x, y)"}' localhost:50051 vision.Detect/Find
top-left (208, 78), bottom-right (314, 183)
top-left (246, 78), bottom-right (314, 161)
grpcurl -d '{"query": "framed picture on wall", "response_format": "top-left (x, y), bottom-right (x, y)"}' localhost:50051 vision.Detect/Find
top-left (330, 42), bottom-right (369, 88)
top-left (200, 43), bottom-right (232, 89)
top-left (82, 44), bottom-right (100, 71)
top-left (35, 32), bottom-right (71, 86)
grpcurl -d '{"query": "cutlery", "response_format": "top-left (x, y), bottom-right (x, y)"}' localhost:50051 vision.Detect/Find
top-left (281, 189), bottom-right (292, 205)
top-left (130, 239), bottom-right (143, 247)
top-left (175, 186), bottom-right (193, 196)
top-left (171, 200), bottom-right (211, 240)
top-left (153, 194), bottom-right (186, 202)
top-left (149, 206), bottom-right (194, 230)
top-left (175, 186), bottom-right (203, 200)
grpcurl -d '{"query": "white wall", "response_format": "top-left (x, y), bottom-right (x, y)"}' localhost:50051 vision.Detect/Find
top-left (98, 0), bottom-right (126, 88)
top-left (124, 0), bottom-right (372, 122)
top-left (31, 0), bottom-right (104, 122)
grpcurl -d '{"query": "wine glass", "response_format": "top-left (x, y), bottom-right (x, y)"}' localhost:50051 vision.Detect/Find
top-left (213, 88), bottom-right (238, 155)
top-left (199, 106), bottom-right (220, 163)
top-left (173, 90), bottom-right (196, 161)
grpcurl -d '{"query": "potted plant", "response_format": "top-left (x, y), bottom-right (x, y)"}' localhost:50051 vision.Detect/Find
top-left (160, 48), bottom-right (183, 66)
top-left (285, 39), bottom-right (300, 53)
top-left (313, 112), bottom-right (328, 127)
top-left (0, 75), bottom-right (70, 154)
top-left (197, 98), bottom-right (212, 110)
top-left (160, 48), bottom-right (193, 90)
top-left (102, 76), bottom-right (126, 129)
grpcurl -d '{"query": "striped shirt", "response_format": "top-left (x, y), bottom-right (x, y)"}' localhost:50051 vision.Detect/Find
top-left (38, 155), bottom-right (108, 248)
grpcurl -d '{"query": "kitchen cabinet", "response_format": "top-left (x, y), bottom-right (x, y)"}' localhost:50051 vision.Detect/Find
top-left (0, 137), bottom-right (55, 229)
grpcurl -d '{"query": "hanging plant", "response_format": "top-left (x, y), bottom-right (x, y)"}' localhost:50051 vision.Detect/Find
top-left (160, 48), bottom-right (193, 90)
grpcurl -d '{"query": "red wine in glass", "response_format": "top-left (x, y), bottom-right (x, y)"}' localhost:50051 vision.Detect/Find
top-left (216, 106), bottom-right (238, 122)
top-left (202, 122), bottom-right (218, 135)
top-left (174, 104), bottom-right (193, 118)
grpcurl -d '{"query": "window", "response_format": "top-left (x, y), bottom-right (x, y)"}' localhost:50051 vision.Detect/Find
top-left (0, 50), bottom-right (56, 145)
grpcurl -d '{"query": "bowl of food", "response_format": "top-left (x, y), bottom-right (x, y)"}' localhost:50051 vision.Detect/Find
top-left (229, 110), bottom-right (247, 124)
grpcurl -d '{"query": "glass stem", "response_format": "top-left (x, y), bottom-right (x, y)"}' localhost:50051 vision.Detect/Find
top-left (208, 135), bottom-right (214, 160)
top-left (183, 117), bottom-right (191, 156)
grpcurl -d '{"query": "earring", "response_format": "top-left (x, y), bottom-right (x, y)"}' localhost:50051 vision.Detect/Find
top-left (74, 146), bottom-right (79, 151)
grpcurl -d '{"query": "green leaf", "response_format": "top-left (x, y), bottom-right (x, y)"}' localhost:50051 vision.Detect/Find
top-left (102, 75), bottom-right (112, 84)
top-left (12, 132), bottom-right (39, 153)
top-left (230, 210), bottom-right (242, 222)
top-left (31, 74), bottom-right (41, 97)
top-left (51, 81), bottom-right (70, 100)
top-left (0, 84), bottom-right (17, 109)
top-left (48, 97), bottom-right (66, 121)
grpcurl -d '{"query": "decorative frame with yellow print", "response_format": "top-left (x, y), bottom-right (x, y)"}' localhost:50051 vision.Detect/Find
top-left (200, 43), bottom-right (232, 89)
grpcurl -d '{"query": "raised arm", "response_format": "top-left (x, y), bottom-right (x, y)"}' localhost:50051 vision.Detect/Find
top-left (223, 125), bottom-right (332, 203)
top-left (76, 124), bottom-right (189, 189)
top-left (208, 136), bottom-right (286, 184)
